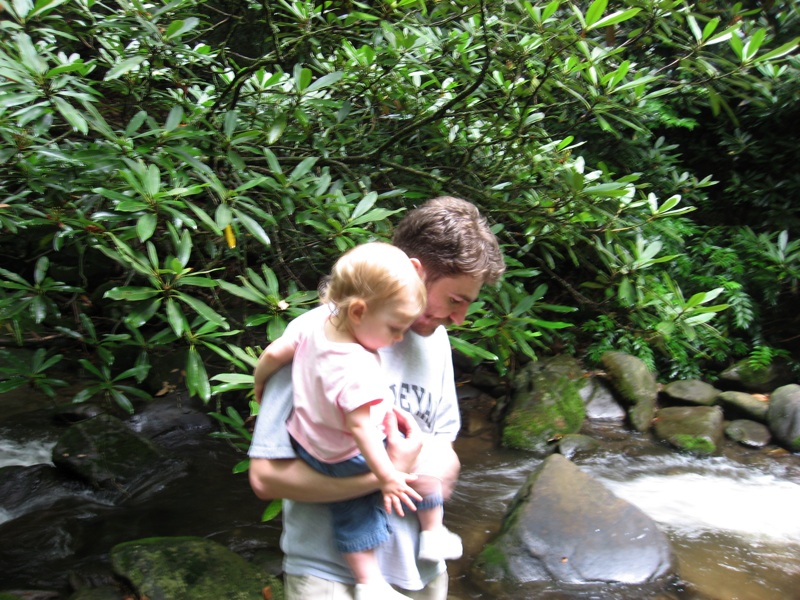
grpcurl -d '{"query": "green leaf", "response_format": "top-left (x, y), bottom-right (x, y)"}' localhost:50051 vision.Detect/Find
top-left (289, 157), bottom-right (317, 182)
top-left (217, 280), bottom-right (263, 303)
top-left (9, 0), bottom-right (34, 19)
top-left (166, 297), bottom-right (185, 337)
top-left (125, 299), bottom-right (162, 327)
top-left (351, 191), bottom-right (378, 220)
top-left (30, 0), bottom-right (72, 18)
top-left (529, 318), bottom-right (572, 329)
top-left (589, 8), bottom-right (640, 30)
top-left (164, 17), bottom-right (199, 40)
top-left (701, 17), bottom-right (720, 42)
top-left (268, 116), bottom-right (286, 144)
top-left (685, 287), bottom-right (724, 309)
top-left (105, 56), bottom-right (147, 80)
top-left (164, 106), bottom-right (183, 132)
top-left (262, 499), bottom-right (283, 522)
top-left (186, 348), bottom-right (211, 402)
top-left (137, 213), bottom-right (157, 242)
top-left (348, 207), bottom-right (402, 228)
top-left (233, 459), bottom-right (250, 474)
top-left (448, 336), bottom-right (499, 362)
top-left (104, 286), bottom-right (161, 301)
top-left (295, 66), bottom-right (313, 92)
top-left (53, 97), bottom-right (88, 134)
top-left (15, 33), bottom-right (47, 73)
top-left (305, 71), bottom-right (344, 93)
top-left (174, 291), bottom-right (229, 328)
top-left (234, 210), bottom-right (271, 247)
top-left (584, 0), bottom-right (607, 27)
top-left (754, 37), bottom-right (800, 63)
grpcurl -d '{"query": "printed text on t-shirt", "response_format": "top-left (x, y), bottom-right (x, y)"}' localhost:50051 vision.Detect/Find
top-left (389, 383), bottom-right (435, 429)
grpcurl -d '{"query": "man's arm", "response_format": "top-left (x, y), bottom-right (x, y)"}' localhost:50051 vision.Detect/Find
top-left (249, 456), bottom-right (377, 503)
top-left (248, 406), bottom-right (423, 503)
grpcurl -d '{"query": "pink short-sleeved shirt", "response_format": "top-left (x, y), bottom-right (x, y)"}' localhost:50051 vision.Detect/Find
top-left (285, 318), bottom-right (390, 463)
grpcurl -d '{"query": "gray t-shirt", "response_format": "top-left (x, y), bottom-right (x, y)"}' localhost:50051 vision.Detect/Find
top-left (248, 305), bottom-right (460, 590)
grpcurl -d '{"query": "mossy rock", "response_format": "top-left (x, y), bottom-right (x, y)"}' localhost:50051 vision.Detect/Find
top-left (111, 536), bottom-right (283, 600)
top-left (502, 356), bottom-right (586, 455)
top-left (653, 406), bottom-right (724, 456)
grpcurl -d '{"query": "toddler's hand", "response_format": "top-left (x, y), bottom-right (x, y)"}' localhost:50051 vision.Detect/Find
top-left (380, 471), bottom-right (421, 516)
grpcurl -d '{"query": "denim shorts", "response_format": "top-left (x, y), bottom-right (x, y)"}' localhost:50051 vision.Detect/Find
top-left (292, 439), bottom-right (391, 554)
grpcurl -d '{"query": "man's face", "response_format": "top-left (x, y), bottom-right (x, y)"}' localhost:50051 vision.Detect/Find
top-left (410, 273), bottom-right (483, 337)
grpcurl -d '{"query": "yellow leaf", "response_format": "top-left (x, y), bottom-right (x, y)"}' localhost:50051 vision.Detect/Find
top-left (224, 224), bottom-right (236, 248)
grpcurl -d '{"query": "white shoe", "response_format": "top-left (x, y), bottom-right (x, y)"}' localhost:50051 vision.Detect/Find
top-left (354, 581), bottom-right (412, 600)
top-left (418, 526), bottom-right (463, 562)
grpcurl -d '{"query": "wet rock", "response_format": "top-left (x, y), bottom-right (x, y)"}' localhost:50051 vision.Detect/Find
top-left (766, 384), bottom-right (800, 452)
top-left (127, 395), bottom-right (215, 448)
top-left (661, 379), bottom-right (721, 406)
top-left (0, 592), bottom-right (61, 600)
top-left (501, 356), bottom-right (586, 456)
top-left (653, 406), bottom-right (724, 455)
top-left (0, 499), bottom-right (114, 586)
top-left (725, 419), bottom-right (771, 448)
top-left (0, 464), bottom-right (92, 522)
top-left (51, 414), bottom-right (188, 501)
top-left (557, 434), bottom-right (602, 460)
top-left (718, 359), bottom-right (795, 394)
top-left (717, 391), bottom-right (769, 422)
top-left (601, 352), bottom-right (658, 432)
top-left (470, 454), bottom-right (675, 596)
top-left (580, 376), bottom-right (626, 421)
top-left (110, 536), bottom-right (283, 600)
top-left (469, 366), bottom-right (506, 398)
top-left (67, 587), bottom-right (125, 600)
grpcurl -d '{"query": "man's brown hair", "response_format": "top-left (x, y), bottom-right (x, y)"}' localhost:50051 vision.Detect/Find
top-left (392, 196), bottom-right (505, 284)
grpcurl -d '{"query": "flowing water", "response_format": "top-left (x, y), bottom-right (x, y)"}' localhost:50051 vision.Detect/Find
top-left (445, 431), bottom-right (800, 600)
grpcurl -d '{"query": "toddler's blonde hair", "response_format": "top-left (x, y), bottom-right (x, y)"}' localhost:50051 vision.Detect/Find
top-left (321, 242), bottom-right (426, 320)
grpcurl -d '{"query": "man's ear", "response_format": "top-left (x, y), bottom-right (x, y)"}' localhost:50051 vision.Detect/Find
top-left (348, 299), bottom-right (367, 323)
top-left (410, 257), bottom-right (425, 280)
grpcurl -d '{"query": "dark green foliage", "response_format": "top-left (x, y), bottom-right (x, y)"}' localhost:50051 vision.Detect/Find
top-left (1, 0), bottom-right (799, 422)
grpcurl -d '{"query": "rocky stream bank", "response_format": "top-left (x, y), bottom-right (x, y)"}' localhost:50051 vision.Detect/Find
top-left (1, 351), bottom-right (799, 599)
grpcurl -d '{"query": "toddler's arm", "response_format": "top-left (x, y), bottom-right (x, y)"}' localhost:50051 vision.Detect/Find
top-left (253, 335), bottom-right (297, 404)
top-left (346, 404), bottom-right (422, 515)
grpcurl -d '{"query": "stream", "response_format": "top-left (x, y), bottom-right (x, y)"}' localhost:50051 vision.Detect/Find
top-left (446, 422), bottom-right (800, 600)
top-left (1, 391), bottom-right (799, 599)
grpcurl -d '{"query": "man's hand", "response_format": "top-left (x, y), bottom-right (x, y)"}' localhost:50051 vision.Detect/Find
top-left (383, 409), bottom-right (422, 473)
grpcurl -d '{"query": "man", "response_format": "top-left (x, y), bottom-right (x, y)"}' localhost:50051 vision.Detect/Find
top-left (249, 196), bottom-right (505, 599)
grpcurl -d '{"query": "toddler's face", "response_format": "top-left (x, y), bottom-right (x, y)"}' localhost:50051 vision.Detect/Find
top-left (352, 290), bottom-right (421, 351)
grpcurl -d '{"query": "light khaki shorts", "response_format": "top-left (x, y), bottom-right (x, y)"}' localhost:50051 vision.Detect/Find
top-left (285, 570), bottom-right (448, 600)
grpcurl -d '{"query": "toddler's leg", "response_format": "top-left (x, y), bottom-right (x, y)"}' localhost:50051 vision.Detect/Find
top-left (347, 549), bottom-right (413, 600)
top-left (412, 439), bottom-right (463, 562)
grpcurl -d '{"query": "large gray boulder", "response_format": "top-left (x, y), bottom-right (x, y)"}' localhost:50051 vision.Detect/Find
top-left (601, 352), bottom-right (658, 432)
top-left (470, 454), bottom-right (675, 596)
top-left (767, 384), bottom-right (800, 452)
